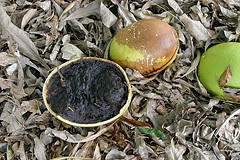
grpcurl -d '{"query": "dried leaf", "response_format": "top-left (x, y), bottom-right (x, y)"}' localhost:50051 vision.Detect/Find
top-left (132, 86), bottom-right (163, 99)
top-left (34, 111), bottom-right (49, 124)
top-left (68, 19), bottom-right (88, 37)
top-left (212, 141), bottom-right (227, 160)
top-left (223, 92), bottom-right (240, 101)
top-left (219, 5), bottom-right (238, 18)
top-left (77, 141), bottom-right (97, 158)
top-left (7, 143), bottom-right (14, 160)
top-left (0, 5), bottom-right (49, 69)
top-left (93, 144), bottom-right (101, 160)
top-left (34, 136), bottom-right (47, 160)
top-left (11, 142), bottom-right (19, 155)
top-left (17, 141), bottom-right (27, 160)
top-left (196, 72), bottom-right (210, 97)
top-left (135, 129), bottom-right (149, 159)
top-left (6, 58), bottom-right (27, 99)
top-left (224, 30), bottom-right (237, 41)
top-left (50, 39), bottom-right (61, 61)
top-left (59, 0), bottom-right (77, 19)
top-left (40, 131), bottom-right (53, 146)
top-left (77, 124), bottom-right (114, 143)
top-left (0, 78), bottom-right (10, 90)
top-left (51, 0), bottom-right (63, 17)
top-left (10, 83), bottom-right (27, 99)
top-left (46, 122), bottom-right (112, 144)
top-left (61, 43), bottom-right (86, 60)
top-left (50, 15), bottom-right (59, 41)
top-left (20, 100), bottom-right (39, 114)
top-left (21, 9), bottom-right (37, 29)
top-left (105, 149), bottom-right (126, 160)
top-left (216, 112), bottom-right (226, 128)
top-left (111, 0), bottom-right (136, 26)
top-left (146, 99), bottom-right (164, 130)
top-left (100, 2), bottom-right (117, 28)
top-left (165, 139), bottom-right (186, 160)
top-left (173, 79), bottom-right (199, 91)
top-left (62, 34), bottom-right (71, 45)
top-left (191, 2), bottom-right (211, 28)
top-left (16, 57), bottom-right (24, 89)
top-left (189, 145), bottom-right (217, 160)
top-left (86, 41), bottom-right (103, 57)
top-left (179, 14), bottom-right (211, 41)
top-left (219, 65), bottom-right (232, 88)
top-left (7, 115), bottom-right (23, 135)
top-left (34, 1), bottom-right (51, 12)
top-left (6, 63), bottom-right (18, 76)
top-left (64, 0), bottom-right (101, 21)
top-left (223, 87), bottom-right (240, 94)
top-left (236, 22), bottom-right (240, 35)
top-left (19, 53), bottom-right (48, 77)
top-left (167, 0), bottom-right (183, 14)
top-left (130, 1), bottom-right (158, 19)
top-left (215, 108), bottom-right (240, 138)
top-left (0, 52), bottom-right (16, 66)
top-left (180, 51), bottom-right (201, 78)
top-left (0, 102), bottom-right (26, 135)
top-left (45, 128), bottom-right (85, 143)
top-left (126, 69), bottom-right (144, 80)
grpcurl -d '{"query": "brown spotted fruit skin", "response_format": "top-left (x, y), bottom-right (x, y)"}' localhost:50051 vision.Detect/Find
top-left (109, 19), bottom-right (179, 76)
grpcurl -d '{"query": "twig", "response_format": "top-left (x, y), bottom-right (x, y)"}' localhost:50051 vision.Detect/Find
top-left (57, 65), bottom-right (65, 87)
top-left (120, 116), bottom-right (151, 127)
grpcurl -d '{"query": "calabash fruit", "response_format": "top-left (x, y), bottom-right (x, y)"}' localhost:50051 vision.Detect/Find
top-left (109, 19), bottom-right (179, 76)
top-left (198, 42), bottom-right (240, 100)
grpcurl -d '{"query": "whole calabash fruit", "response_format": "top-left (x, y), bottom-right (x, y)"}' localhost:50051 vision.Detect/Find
top-left (42, 57), bottom-right (132, 127)
top-left (109, 19), bottom-right (179, 76)
top-left (198, 42), bottom-right (240, 100)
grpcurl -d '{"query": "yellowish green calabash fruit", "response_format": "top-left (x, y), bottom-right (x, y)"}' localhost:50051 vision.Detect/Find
top-left (109, 19), bottom-right (179, 76)
top-left (198, 42), bottom-right (240, 100)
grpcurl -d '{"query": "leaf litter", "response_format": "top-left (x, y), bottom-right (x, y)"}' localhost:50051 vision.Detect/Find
top-left (1, 0), bottom-right (240, 159)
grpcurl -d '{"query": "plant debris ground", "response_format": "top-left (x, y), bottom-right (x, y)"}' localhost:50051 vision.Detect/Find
top-left (1, 0), bottom-right (240, 159)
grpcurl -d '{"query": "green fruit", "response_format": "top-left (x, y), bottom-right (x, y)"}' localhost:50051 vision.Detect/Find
top-left (198, 42), bottom-right (240, 99)
top-left (109, 19), bottom-right (179, 76)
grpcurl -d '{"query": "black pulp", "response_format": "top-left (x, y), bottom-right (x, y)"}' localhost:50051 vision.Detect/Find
top-left (47, 59), bottom-right (128, 124)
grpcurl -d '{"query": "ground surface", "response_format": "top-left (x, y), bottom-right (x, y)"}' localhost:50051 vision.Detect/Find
top-left (0, 0), bottom-right (240, 160)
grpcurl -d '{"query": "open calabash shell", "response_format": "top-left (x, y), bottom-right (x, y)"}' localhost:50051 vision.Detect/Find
top-left (42, 57), bottom-right (132, 127)
top-left (109, 19), bottom-right (179, 76)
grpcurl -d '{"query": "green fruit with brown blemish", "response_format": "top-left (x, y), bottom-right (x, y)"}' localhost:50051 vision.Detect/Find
top-left (198, 42), bottom-right (240, 100)
top-left (109, 19), bottom-right (179, 76)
